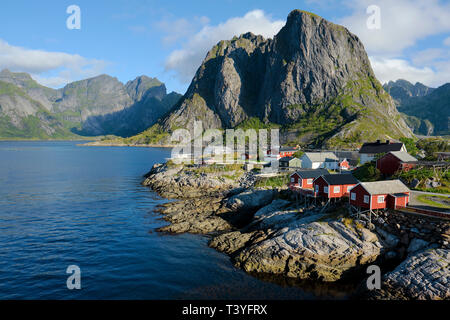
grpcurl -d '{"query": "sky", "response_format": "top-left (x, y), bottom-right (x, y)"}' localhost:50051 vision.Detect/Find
top-left (1, 0), bottom-right (450, 94)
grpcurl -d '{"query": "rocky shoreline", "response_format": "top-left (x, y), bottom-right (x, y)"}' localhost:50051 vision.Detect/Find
top-left (82, 141), bottom-right (175, 148)
top-left (143, 162), bottom-right (449, 300)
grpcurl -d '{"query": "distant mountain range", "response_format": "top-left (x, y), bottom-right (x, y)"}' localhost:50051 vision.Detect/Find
top-left (383, 79), bottom-right (449, 136)
top-left (0, 69), bottom-right (181, 139)
top-left (129, 10), bottom-right (413, 148)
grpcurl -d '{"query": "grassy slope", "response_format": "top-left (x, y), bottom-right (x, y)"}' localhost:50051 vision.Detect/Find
top-left (0, 81), bottom-right (79, 139)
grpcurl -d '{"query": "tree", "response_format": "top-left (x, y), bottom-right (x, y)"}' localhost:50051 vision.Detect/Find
top-left (400, 137), bottom-right (418, 156)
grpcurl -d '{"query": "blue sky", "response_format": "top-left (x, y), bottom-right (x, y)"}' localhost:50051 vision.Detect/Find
top-left (1, 0), bottom-right (450, 93)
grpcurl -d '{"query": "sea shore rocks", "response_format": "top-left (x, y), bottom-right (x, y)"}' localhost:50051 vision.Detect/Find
top-left (143, 162), bottom-right (450, 299)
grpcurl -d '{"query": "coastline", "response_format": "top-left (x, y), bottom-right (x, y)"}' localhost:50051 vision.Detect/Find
top-left (80, 141), bottom-right (175, 148)
top-left (142, 161), bottom-right (450, 300)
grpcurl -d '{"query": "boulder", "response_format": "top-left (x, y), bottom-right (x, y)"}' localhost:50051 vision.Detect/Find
top-left (407, 238), bottom-right (430, 254)
top-left (373, 249), bottom-right (450, 300)
top-left (226, 189), bottom-right (276, 212)
top-left (234, 220), bottom-right (385, 282)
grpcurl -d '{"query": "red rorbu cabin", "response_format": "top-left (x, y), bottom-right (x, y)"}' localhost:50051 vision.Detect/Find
top-left (376, 151), bottom-right (417, 176)
top-left (339, 159), bottom-right (350, 170)
top-left (313, 174), bottom-right (359, 199)
top-left (290, 169), bottom-right (328, 189)
top-left (349, 180), bottom-right (410, 210)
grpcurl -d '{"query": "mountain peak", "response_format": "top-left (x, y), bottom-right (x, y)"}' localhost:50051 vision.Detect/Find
top-left (156, 10), bottom-right (413, 147)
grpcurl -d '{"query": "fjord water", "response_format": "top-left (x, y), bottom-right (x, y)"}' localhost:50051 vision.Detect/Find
top-left (0, 141), bottom-right (351, 299)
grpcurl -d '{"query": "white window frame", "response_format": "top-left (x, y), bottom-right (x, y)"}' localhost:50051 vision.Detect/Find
top-left (334, 186), bottom-right (340, 193)
top-left (378, 195), bottom-right (385, 203)
top-left (347, 185), bottom-right (353, 192)
top-left (364, 195), bottom-right (370, 204)
top-left (315, 185), bottom-right (319, 193)
top-left (351, 192), bottom-right (356, 201)
top-left (307, 178), bottom-right (313, 185)
top-left (291, 177), bottom-right (295, 183)
top-left (324, 186), bottom-right (329, 193)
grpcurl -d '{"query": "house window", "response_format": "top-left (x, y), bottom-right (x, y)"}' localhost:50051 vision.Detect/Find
top-left (307, 178), bottom-right (313, 184)
top-left (378, 196), bottom-right (385, 203)
top-left (347, 186), bottom-right (353, 192)
top-left (364, 195), bottom-right (369, 204)
top-left (334, 186), bottom-right (340, 193)
top-left (291, 177), bottom-right (295, 183)
top-left (315, 185), bottom-right (319, 193)
top-left (324, 186), bottom-right (329, 193)
top-left (351, 192), bottom-right (356, 200)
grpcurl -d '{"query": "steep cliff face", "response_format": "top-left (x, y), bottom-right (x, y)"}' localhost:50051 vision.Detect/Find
top-left (0, 70), bottom-right (181, 138)
top-left (384, 79), bottom-right (449, 136)
top-left (158, 10), bottom-right (413, 147)
top-left (384, 79), bottom-right (434, 105)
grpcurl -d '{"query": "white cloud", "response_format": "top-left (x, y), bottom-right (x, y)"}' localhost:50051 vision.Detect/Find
top-left (156, 16), bottom-right (210, 46)
top-left (0, 39), bottom-right (107, 88)
top-left (444, 37), bottom-right (450, 46)
top-left (339, 0), bottom-right (450, 86)
top-left (164, 10), bottom-right (285, 83)
top-left (370, 56), bottom-right (450, 87)
top-left (340, 0), bottom-right (450, 54)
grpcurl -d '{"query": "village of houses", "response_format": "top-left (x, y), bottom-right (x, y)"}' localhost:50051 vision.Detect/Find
top-left (185, 139), bottom-right (450, 220)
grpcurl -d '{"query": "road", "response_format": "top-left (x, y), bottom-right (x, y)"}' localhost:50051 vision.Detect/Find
top-left (409, 190), bottom-right (450, 214)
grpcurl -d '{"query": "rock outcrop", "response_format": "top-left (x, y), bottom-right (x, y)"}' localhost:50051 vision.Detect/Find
top-left (233, 218), bottom-right (385, 282)
top-left (153, 10), bottom-right (413, 147)
top-left (370, 248), bottom-right (449, 300)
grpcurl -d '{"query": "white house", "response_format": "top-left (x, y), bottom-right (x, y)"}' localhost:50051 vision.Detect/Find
top-left (300, 152), bottom-right (339, 170)
top-left (359, 140), bottom-right (406, 164)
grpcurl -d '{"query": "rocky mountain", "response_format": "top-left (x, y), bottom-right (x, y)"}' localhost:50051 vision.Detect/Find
top-left (0, 70), bottom-right (181, 139)
top-left (146, 10), bottom-right (413, 148)
top-left (383, 79), bottom-right (434, 105)
top-left (384, 79), bottom-right (449, 136)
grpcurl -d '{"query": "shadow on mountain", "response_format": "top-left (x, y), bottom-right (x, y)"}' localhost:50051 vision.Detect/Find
top-left (72, 92), bottom-right (182, 138)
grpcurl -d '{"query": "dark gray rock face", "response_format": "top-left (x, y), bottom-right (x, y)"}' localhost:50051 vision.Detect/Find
top-left (158, 10), bottom-right (413, 147)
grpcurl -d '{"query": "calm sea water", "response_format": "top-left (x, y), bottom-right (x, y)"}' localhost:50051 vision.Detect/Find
top-left (0, 141), bottom-right (353, 300)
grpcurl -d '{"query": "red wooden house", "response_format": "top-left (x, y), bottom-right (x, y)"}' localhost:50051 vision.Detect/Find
top-left (266, 146), bottom-right (299, 159)
top-left (339, 159), bottom-right (350, 170)
top-left (349, 180), bottom-right (410, 210)
top-left (376, 151), bottom-right (417, 176)
top-left (290, 169), bottom-right (328, 189)
top-left (313, 174), bottom-right (359, 199)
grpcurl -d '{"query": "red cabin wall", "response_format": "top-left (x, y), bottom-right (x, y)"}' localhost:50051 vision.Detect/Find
top-left (349, 184), bottom-right (370, 209)
top-left (377, 153), bottom-right (401, 175)
top-left (313, 177), bottom-right (328, 197)
top-left (370, 194), bottom-right (388, 210)
top-left (313, 177), bottom-right (356, 198)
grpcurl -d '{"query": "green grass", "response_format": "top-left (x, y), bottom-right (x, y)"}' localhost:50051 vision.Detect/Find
top-left (353, 162), bottom-right (381, 182)
top-left (254, 174), bottom-right (290, 188)
top-left (416, 194), bottom-right (450, 209)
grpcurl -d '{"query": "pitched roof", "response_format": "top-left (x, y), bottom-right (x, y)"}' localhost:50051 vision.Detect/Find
top-left (320, 174), bottom-right (359, 185)
top-left (359, 180), bottom-right (410, 195)
top-left (280, 147), bottom-right (297, 152)
top-left (303, 152), bottom-right (338, 162)
top-left (359, 141), bottom-right (404, 154)
top-left (292, 169), bottom-right (328, 179)
top-left (388, 151), bottom-right (417, 162)
top-left (279, 156), bottom-right (298, 162)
